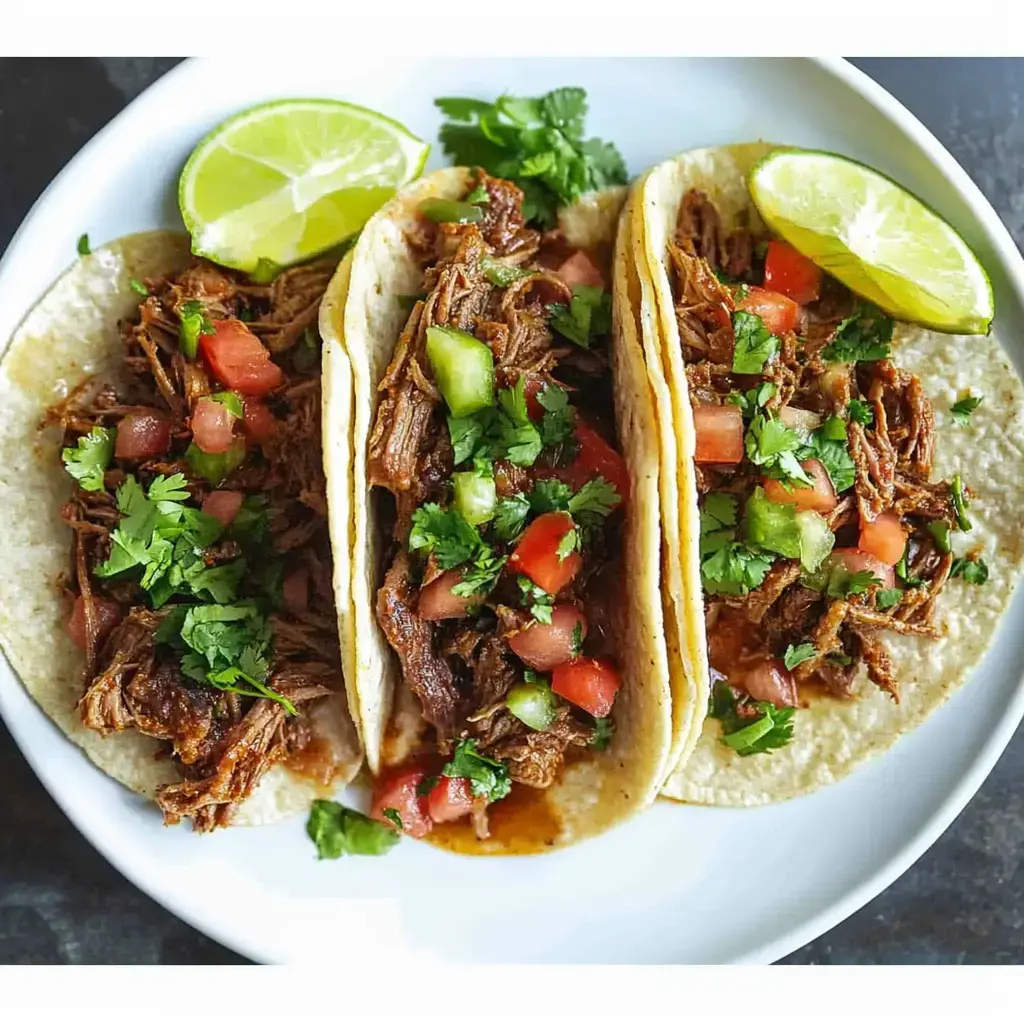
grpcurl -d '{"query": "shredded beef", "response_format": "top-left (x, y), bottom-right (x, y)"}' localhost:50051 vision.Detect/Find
top-left (488, 707), bottom-right (591, 789)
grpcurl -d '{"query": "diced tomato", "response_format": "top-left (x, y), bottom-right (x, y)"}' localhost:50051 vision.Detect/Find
top-left (556, 250), bottom-right (604, 289)
top-left (736, 286), bottom-right (800, 335)
top-left (763, 459), bottom-right (837, 513)
top-left (241, 398), bottom-right (277, 445)
top-left (508, 604), bottom-right (587, 671)
top-left (858, 512), bottom-right (908, 567)
top-left (561, 422), bottom-right (630, 503)
top-left (114, 410), bottom-right (171, 461)
top-left (521, 375), bottom-right (547, 421)
top-left (763, 240), bottom-right (823, 305)
top-left (66, 594), bottom-right (122, 651)
top-left (741, 657), bottom-right (798, 707)
top-left (551, 657), bottom-right (621, 718)
top-left (693, 404), bottom-right (745, 464)
top-left (199, 319), bottom-right (285, 396)
top-left (283, 567), bottom-right (310, 611)
top-left (418, 570), bottom-right (473, 621)
top-left (426, 776), bottom-right (476, 824)
top-left (508, 512), bottom-right (583, 596)
top-left (201, 489), bottom-right (244, 526)
top-left (191, 397), bottom-right (237, 454)
top-left (831, 548), bottom-right (896, 590)
top-left (370, 764), bottom-right (433, 838)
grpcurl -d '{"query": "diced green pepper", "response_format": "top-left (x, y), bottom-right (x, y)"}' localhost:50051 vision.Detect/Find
top-left (419, 199), bottom-right (483, 224)
top-left (795, 510), bottom-right (835, 572)
top-left (743, 486), bottom-right (801, 559)
top-left (453, 468), bottom-right (497, 526)
top-left (186, 438), bottom-right (245, 485)
top-left (506, 680), bottom-right (559, 731)
top-left (425, 325), bottom-right (494, 417)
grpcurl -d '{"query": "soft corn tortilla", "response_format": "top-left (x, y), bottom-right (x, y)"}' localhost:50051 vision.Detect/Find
top-left (633, 143), bottom-right (1024, 805)
top-left (325, 168), bottom-right (674, 851)
top-left (0, 231), bottom-right (361, 825)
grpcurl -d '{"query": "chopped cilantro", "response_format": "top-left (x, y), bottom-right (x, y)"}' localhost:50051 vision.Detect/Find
top-left (61, 425), bottom-right (115, 492)
top-left (417, 776), bottom-right (439, 797)
top-left (951, 393), bottom-right (983, 427)
top-left (517, 575), bottom-right (554, 624)
top-left (450, 551), bottom-right (507, 598)
top-left (409, 504), bottom-right (482, 569)
top-left (829, 568), bottom-right (880, 598)
top-left (381, 808), bottom-right (404, 831)
top-left (875, 587), bottom-right (903, 610)
top-left (567, 476), bottom-right (620, 529)
top-left (783, 643), bottom-right (816, 671)
top-left (492, 494), bottom-right (531, 542)
top-left (727, 382), bottom-right (776, 420)
top-left (129, 277), bottom-right (149, 296)
top-left (927, 520), bottom-right (952, 554)
top-left (800, 426), bottom-right (856, 493)
top-left (435, 88), bottom-right (627, 227)
top-left (731, 310), bottom-right (779, 374)
top-left (178, 299), bottom-right (215, 358)
top-left (497, 378), bottom-right (544, 465)
top-left (306, 801), bottom-right (400, 859)
top-left (709, 681), bottom-right (795, 757)
top-left (209, 390), bottom-right (243, 419)
top-left (465, 182), bottom-right (490, 205)
top-left (447, 413), bottom-right (486, 466)
top-left (76, 233), bottom-right (91, 256)
top-left (951, 473), bottom-right (972, 531)
top-left (441, 739), bottom-right (511, 802)
top-left (536, 384), bottom-right (576, 449)
top-left (951, 555), bottom-right (989, 585)
top-left (847, 399), bottom-right (874, 426)
top-left (548, 286), bottom-right (612, 348)
top-left (699, 491), bottom-right (775, 596)
top-left (820, 415), bottom-right (847, 442)
top-left (589, 716), bottom-right (614, 750)
top-left (745, 414), bottom-right (813, 486)
top-left (570, 620), bottom-right (585, 658)
top-left (529, 477), bottom-right (574, 513)
top-left (555, 526), bottom-right (579, 562)
top-left (822, 302), bottom-right (894, 363)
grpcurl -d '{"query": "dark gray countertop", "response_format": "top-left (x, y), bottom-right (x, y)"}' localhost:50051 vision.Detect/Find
top-left (1, 57), bottom-right (1022, 965)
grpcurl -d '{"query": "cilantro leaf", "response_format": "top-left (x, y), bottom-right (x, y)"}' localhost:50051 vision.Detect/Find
top-left (441, 739), bottom-right (511, 802)
top-left (783, 643), bottom-right (817, 670)
top-left (536, 384), bottom-right (577, 448)
top-left (951, 555), bottom-right (989, 585)
top-left (589, 716), bottom-right (614, 750)
top-left (731, 310), bottom-right (779, 374)
top-left (801, 427), bottom-right (856, 493)
top-left (493, 494), bottom-right (531, 542)
top-left (698, 491), bottom-right (775, 595)
top-left (708, 681), bottom-right (795, 757)
top-left (567, 476), bottom-right (620, 528)
top-left (745, 414), bottom-right (813, 486)
top-left (822, 303), bottom-right (894, 363)
top-left (464, 182), bottom-right (490, 205)
top-left (727, 382), bottom-right (776, 420)
top-left (447, 413), bottom-right (486, 466)
top-left (829, 568), bottom-right (880, 598)
top-left (951, 393), bottom-right (983, 427)
top-left (875, 587), bottom-right (903, 609)
top-left (62, 426), bottom-right (115, 492)
top-left (529, 478), bottom-right (573, 513)
top-left (381, 808), bottom-right (404, 831)
top-left (450, 551), bottom-right (507, 598)
top-left (76, 233), bottom-right (91, 256)
top-left (547, 286), bottom-right (612, 349)
top-left (847, 399), bottom-right (874, 426)
top-left (306, 801), bottom-right (400, 859)
top-left (435, 89), bottom-right (627, 228)
top-left (409, 504), bottom-right (482, 569)
top-left (927, 520), bottom-right (952, 554)
top-left (571, 621), bottom-right (585, 658)
top-left (496, 379), bottom-right (544, 465)
top-left (210, 390), bottom-right (243, 419)
top-left (517, 575), bottom-right (554, 623)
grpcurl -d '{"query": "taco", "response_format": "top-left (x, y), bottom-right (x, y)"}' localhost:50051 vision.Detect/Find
top-left (0, 231), bottom-right (361, 830)
top-left (631, 143), bottom-right (1024, 805)
top-left (322, 167), bottom-right (675, 852)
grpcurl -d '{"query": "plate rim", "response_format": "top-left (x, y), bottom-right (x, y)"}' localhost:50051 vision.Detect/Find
top-left (2, 55), bottom-right (1023, 966)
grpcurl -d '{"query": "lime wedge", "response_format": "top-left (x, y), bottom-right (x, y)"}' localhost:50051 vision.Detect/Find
top-left (179, 99), bottom-right (430, 272)
top-left (749, 150), bottom-right (993, 334)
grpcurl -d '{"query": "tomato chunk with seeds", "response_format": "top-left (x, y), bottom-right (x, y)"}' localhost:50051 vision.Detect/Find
top-left (693, 404), bottom-right (745, 464)
top-left (736, 286), bottom-right (800, 335)
top-left (370, 765), bottom-right (433, 838)
top-left (67, 595), bottom-right (122, 651)
top-left (426, 776), bottom-right (476, 824)
top-left (508, 604), bottom-right (587, 671)
top-left (508, 512), bottom-right (582, 596)
top-left (763, 240), bottom-right (823, 305)
top-left (200, 319), bottom-right (284, 396)
top-left (763, 459), bottom-right (837, 513)
top-left (561, 423), bottom-right (630, 503)
top-left (551, 658), bottom-right (621, 718)
top-left (858, 511), bottom-right (908, 566)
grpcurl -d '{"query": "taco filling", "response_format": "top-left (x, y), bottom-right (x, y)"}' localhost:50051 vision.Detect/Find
top-left (50, 255), bottom-right (353, 830)
top-left (669, 190), bottom-right (985, 754)
top-left (366, 172), bottom-right (628, 839)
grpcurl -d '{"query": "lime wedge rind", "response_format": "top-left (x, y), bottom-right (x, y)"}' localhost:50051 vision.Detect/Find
top-left (748, 149), bottom-right (994, 335)
top-left (179, 98), bottom-right (430, 273)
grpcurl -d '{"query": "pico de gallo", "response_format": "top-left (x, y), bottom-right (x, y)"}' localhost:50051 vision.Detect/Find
top-left (670, 190), bottom-right (988, 755)
top-left (367, 170), bottom-right (627, 840)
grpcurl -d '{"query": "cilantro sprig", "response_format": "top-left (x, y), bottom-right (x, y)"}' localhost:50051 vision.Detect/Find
top-left (62, 425), bottom-right (115, 492)
top-left (306, 801), bottom-right (400, 859)
top-left (548, 286), bottom-right (612, 349)
top-left (441, 739), bottom-right (511, 802)
top-left (709, 681), bottom-right (795, 757)
top-left (822, 303), bottom-right (894, 363)
top-left (699, 492), bottom-right (775, 595)
top-left (517, 575), bottom-right (554, 624)
top-left (731, 310), bottom-right (778, 374)
top-left (951, 393), bottom-right (983, 427)
top-left (435, 88), bottom-right (627, 227)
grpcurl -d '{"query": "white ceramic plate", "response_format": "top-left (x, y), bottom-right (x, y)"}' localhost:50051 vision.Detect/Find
top-left (2, 57), bottom-right (1023, 966)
